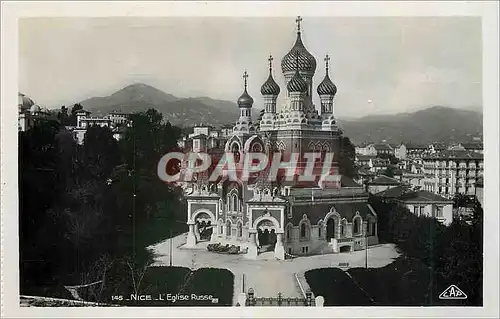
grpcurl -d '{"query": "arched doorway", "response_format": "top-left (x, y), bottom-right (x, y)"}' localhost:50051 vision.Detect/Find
top-left (326, 218), bottom-right (336, 241)
top-left (255, 218), bottom-right (279, 253)
top-left (197, 220), bottom-right (212, 241)
top-left (193, 211), bottom-right (215, 242)
top-left (258, 229), bottom-right (270, 246)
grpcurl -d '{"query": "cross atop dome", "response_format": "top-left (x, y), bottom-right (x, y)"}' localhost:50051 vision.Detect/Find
top-left (243, 70), bottom-right (249, 90)
top-left (268, 55), bottom-right (273, 72)
top-left (281, 16), bottom-right (317, 76)
top-left (296, 16), bottom-right (303, 33)
top-left (324, 54), bottom-right (330, 73)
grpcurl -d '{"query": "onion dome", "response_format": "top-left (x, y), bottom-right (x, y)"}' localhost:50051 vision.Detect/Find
top-left (260, 55), bottom-right (281, 96)
top-left (18, 93), bottom-right (34, 111)
top-left (281, 16), bottom-right (317, 74)
top-left (317, 54), bottom-right (337, 96)
top-left (287, 51), bottom-right (308, 93)
top-left (30, 104), bottom-right (41, 113)
top-left (237, 70), bottom-right (254, 107)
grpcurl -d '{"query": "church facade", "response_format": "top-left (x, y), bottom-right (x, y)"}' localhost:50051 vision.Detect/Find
top-left (183, 17), bottom-right (379, 260)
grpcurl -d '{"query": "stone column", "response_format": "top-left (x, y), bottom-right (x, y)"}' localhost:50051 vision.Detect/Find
top-left (210, 222), bottom-right (217, 243)
top-left (186, 223), bottom-right (197, 248)
top-left (274, 233), bottom-right (285, 260)
top-left (194, 223), bottom-right (200, 241)
top-left (245, 232), bottom-right (258, 259)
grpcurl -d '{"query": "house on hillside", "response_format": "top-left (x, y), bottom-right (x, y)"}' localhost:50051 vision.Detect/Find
top-left (394, 143), bottom-right (407, 160)
top-left (376, 186), bottom-right (453, 225)
top-left (367, 175), bottom-right (401, 194)
top-left (406, 144), bottom-right (428, 159)
top-left (429, 142), bottom-right (447, 154)
top-left (355, 155), bottom-right (377, 168)
top-left (370, 158), bottom-right (390, 173)
top-left (373, 143), bottom-right (394, 156)
top-left (355, 143), bottom-right (377, 156)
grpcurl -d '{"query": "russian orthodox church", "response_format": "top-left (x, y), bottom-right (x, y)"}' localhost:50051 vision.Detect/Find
top-left (184, 17), bottom-right (378, 260)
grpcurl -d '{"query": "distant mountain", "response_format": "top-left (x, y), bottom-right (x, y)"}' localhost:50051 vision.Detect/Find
top-left (338, 106), bottom-right (483, 145)
top-left (76, 84), bottom-right (481, 143)
top-left (79, 83), bottom-right (241, 127)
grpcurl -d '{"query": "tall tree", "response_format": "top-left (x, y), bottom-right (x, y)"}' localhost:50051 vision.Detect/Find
top-left (338, 136), bottom-right (358, 179)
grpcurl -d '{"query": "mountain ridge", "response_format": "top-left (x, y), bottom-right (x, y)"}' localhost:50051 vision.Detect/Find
top-left (73, 83), bottom-right (481, 144)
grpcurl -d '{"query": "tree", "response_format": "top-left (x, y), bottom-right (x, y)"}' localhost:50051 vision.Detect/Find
top-left (82, 125), bottom-right (120, 181)
top-left (67, 103), bottom-right (84, 126)
top-left (338, 136), bottom-right (358, 179)
top-left (381, 166), bottom-right (395, 178)
top-left (378, 153), bottom-right (398, 165)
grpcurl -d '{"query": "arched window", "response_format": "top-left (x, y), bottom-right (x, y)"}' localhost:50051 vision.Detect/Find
top-left (318, 222), bottom-right (322, 238)
top-left (300, 223), bottom-right (307, 238)
top-left (226, 221), bottom-right (231, 237)
top-left (287, 225), bottom-right (292, 241)
top-left (353, 217), bottom-right (361, 235)
top-left (232, 194), bottom-right (238, 212)
top-left (340, 220), bottom-right (347, 237)
top-left (237, 222), bottom-right (243, 237)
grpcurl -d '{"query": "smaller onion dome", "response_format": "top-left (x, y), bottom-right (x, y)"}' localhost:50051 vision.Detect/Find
top-left (317, 54), bottom-right (337, 96)
top-left (238, 71), bottom-right (254, 107)
top-left (260, 55), bottom-right (281, 96)
top-left (287, 51), bottom-right (308, 93)
top-left (30, 104), bottom-right (41, 113)
top-left (317, 74), bottom-right (337, 96)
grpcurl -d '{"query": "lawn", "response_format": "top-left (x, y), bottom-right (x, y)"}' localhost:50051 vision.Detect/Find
top-left (306, 258), bottom-right (469, 306)
top-left (348, 257), bottom-right (468, 306)
top-left (305, 268), bottom-right (373, 306)
top-left (96, 266), bottom-right (234, 306)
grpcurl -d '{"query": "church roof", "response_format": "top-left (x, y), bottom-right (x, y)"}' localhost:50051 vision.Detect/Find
top-left (290, 202), bottom-right (374, 225)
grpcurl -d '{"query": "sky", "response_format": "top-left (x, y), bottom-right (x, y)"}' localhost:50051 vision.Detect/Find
top-left (18, 17), bottom-right (482, 118)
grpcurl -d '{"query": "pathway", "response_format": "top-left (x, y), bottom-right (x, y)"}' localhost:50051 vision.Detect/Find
top-left (148, 234), bottom-right (400, 305)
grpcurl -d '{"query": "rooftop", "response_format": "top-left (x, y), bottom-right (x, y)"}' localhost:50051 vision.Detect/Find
top-left (374, 143), bottom-right (393, 151)
top-left (369, 175), bottom-right (401, 186)
top-left (423, 150), bottom-right (483, 160)
top-left (376, 185), bottom-right (451, 203)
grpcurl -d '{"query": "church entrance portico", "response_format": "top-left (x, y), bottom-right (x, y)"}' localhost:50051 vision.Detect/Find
top-left (246, 216), bottom-right (285, 260)
top-left (186, 209), bottom-right (216, 248)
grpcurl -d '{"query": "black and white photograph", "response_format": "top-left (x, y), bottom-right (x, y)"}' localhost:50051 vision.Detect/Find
top-left (1, 1), bottom-right (499, 318)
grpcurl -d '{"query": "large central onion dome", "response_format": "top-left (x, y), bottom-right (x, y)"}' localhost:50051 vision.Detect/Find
top-left (281, 17), bottom-right (317, 75)
top-left (261, 55), bottom-right (281, 96)
top-left (287, 52), bottom-right (308, 93)
top-left (237, 70), bottom-right (254, 107)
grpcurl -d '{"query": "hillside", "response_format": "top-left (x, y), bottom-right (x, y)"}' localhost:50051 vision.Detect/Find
top-left (79, 83), bottom-right (242, 126)
top-left (75, 84), bottom-right (482, 143)
top-left (338, 106), bottom-right (483, 145)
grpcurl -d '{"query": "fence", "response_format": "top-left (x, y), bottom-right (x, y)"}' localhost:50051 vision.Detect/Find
top-left (238, 288), bottom-right (324, 307)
